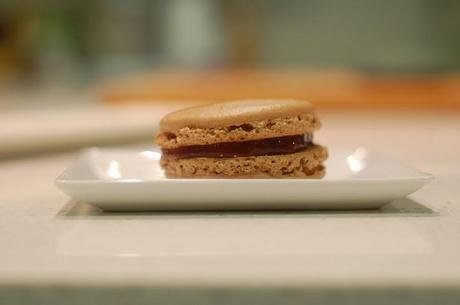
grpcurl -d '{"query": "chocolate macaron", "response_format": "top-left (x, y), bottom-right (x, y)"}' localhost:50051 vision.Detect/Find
top-left (156, 99), bottom-right (328, 178)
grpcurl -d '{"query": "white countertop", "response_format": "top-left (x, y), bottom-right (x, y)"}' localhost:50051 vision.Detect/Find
top-left (1, 110), bottom-right (460, 305)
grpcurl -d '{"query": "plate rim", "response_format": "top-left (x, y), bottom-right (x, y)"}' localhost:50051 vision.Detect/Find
top-left (55, 147), bottom-right (434, 185)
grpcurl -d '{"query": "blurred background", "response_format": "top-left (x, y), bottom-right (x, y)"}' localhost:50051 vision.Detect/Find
top-left (1, 0), bottom-right (459, 156)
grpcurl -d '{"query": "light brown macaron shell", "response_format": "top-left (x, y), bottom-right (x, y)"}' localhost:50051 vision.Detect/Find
top-left (156, 99), bottom-right (321, 149)
top-left (160, 144), bottom-right (328, 178)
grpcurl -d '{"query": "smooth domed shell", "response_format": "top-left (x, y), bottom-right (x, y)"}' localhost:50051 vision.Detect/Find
top-left (159, 99), bottom-right (315, 131)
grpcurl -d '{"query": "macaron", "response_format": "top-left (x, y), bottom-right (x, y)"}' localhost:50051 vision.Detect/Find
top-left (155, 99), bottom-right (328, 178)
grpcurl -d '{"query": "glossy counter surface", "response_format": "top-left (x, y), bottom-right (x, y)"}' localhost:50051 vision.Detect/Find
top-left (1, 110), bottom-right (459, 305)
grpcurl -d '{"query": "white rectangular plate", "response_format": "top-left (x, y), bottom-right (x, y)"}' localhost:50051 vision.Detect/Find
top-left (55, 147), bottom-right (433, 211)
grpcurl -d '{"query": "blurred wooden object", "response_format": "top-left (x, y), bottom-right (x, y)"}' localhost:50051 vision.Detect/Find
top-left (98, 70), bottom-right (460, 110)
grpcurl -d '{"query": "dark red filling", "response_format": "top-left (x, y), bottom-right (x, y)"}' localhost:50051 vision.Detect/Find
top-left (162, 133), bottom-right (313, 160)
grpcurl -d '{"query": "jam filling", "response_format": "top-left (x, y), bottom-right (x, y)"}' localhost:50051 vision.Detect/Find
top-left (162, 133), bottom-right (313, 160)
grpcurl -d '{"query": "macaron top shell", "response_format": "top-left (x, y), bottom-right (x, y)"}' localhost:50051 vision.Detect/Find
top-left (160, 99), bottom-right (315, 132)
